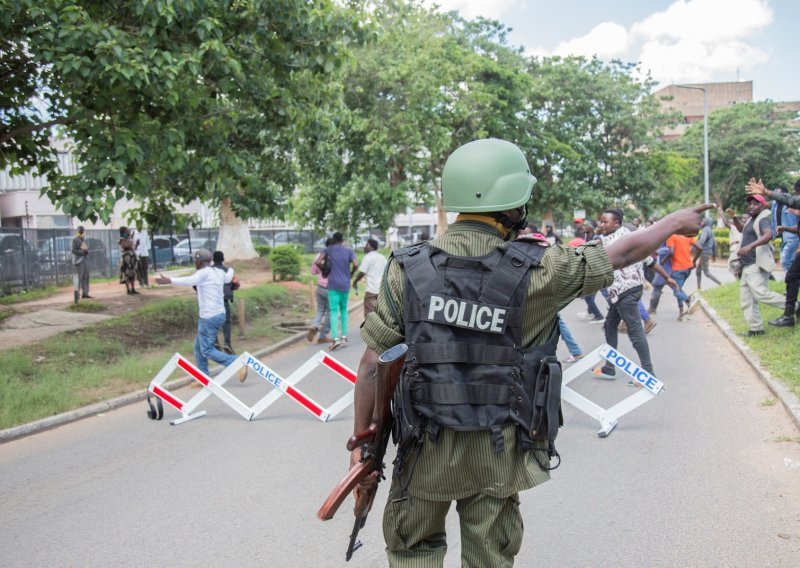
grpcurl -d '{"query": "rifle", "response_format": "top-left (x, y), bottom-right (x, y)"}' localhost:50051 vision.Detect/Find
top-left (317, 343), bottom-right (408, 561)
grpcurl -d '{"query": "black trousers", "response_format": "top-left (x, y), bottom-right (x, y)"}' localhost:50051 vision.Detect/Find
top-left (785, 253), bottom-right (800, 308)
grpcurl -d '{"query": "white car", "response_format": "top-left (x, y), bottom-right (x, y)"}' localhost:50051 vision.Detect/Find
top-left (172, 237), bottom-right (217, 264)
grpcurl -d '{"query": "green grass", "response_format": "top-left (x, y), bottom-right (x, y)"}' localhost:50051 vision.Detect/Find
top-left (0, 281), bottom-right (306, 430)
top-left (703, 281), bottom-right (800, 397)
top-left (0, 285), bottom-right (65, 305)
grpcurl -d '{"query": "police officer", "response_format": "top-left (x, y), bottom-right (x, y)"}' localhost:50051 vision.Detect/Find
top-left (350, 138), bottom-right (711, 566)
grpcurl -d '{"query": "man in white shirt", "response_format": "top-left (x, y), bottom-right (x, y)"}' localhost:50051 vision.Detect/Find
top-left (352, 238), bottom-right (387, 318)
top-left (135, 227), bottom-right (151, 288)
top-left (156, 249), bottom-right (243, 379)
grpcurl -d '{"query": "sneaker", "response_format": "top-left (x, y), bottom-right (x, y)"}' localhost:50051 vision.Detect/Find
top-left (644, 318), bottom-right (657, 334)
top-left (592, 367), bottom-right (616, 380)
top-left (329, 339), bottom-right (342, 351)
top-left (618, 321), bottom-right (628, 334)
top-left (562, 354), bottom-right (584, 364)
top-left (588, 317), bottom-right (605, 324)
top-left (678, 306), bottom-right (687, 321)
top-left (738, 329), bottom-right (765, 337)
top-left (576, 312), bottom-right (593, 321)
top-left (687, 293), bottom-right (701, 314)
top-left (238, 365), bottom-right (248, 383)
top-left (627, 380), bottom-right (643, 389)
top-left (306, 325), bottom-right (318, 342)
top-left (223, 344), bottom-right (235, 355)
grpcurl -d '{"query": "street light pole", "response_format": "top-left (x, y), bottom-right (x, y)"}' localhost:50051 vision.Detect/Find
top-left (676, 84), bottom-right (710, 216)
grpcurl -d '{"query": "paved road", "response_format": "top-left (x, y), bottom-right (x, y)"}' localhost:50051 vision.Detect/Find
top-left (1, 267), bottom-right (799, 567)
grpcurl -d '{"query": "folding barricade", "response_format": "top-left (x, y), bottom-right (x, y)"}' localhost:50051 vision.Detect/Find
top-left (147, 350), bottom-right (356, 426)
top-left (560, 343), bottom-right (665, 437)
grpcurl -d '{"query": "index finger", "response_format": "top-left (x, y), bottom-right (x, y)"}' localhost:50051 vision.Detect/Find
top-left (691, 203), bottom-right (716, 213)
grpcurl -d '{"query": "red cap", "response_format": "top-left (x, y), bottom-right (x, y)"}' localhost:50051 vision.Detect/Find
top-left (746, 194), bottom-right (767, 204)
top-left (574, 217), bottom-right (585, 224)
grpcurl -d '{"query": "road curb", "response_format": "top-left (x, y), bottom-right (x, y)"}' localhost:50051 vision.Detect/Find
top-left (0, 302), bottom-right (363, 444)
top-left (700, 297), bottom-right (800, 431)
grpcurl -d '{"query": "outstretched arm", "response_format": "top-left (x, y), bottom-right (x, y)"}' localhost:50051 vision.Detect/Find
top-left (605, 204), bottom-right (714, 270)
top-left (746, 178), bottom-right (800, 209)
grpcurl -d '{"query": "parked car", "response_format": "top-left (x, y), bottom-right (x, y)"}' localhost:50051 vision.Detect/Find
top-left (172, 237), bottom-right (217, 264)
top-left (148, 235), bottom-right (180, 268)
top-left (37, 236), bottom-right (113, 278)
top-left (353, 234), bottom-right (385, 249)
top-left (272, 231), bottom-right (314, 250)
top-left (0, 233), bottom-right (40, 287)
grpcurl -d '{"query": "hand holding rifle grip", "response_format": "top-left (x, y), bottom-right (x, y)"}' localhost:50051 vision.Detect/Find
top-left (317, 343), bottom-right (408, 525)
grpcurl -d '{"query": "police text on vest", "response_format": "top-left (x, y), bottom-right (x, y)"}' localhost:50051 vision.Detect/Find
top-left (427, 294), bottom-right (508, 334)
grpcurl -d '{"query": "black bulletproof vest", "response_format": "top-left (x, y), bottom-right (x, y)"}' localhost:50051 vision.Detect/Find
top-left (392, 240), bottom-right (560, 454)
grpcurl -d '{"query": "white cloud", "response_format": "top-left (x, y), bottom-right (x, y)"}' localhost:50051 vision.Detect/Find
top-left (424, 0), bottom-right (525, 20)
top-left (552, 22), bottom-right (629, 59)
top-left (631, 0), bottom-right (772, 85)
top-left (631, 0), bottom-right (772, 43)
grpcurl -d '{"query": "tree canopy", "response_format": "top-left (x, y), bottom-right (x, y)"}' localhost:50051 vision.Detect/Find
top-left (674, 101), bottom-right (799, 211)
top-left (3, 0), bottom-right (797, 240)
top-left (2, 0), bottom-right (369, 229)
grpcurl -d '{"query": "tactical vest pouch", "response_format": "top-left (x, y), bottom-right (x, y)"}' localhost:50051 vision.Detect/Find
top-left (530, 355), bottom-right (562, 470)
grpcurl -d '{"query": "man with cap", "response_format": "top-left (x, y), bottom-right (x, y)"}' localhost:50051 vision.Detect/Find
top-left (71, 225), bottom-right (91, 302)
top-left (747, 177), bottom-right (800, 327)
top-left (347, 138), bottom-right (711, 566)
top-left (723, 187), bottom-right (785, 336)
top-left (156, 249), bottom-right (244, 379)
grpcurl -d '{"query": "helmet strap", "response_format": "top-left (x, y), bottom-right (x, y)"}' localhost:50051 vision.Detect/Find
top-left (455, 214), bottom-right (513, 239)
top-left (493, 205), bottom-right (528, 240)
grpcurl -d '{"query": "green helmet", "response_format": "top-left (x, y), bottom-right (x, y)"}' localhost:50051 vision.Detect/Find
top-left (442, 139), bottom-right (536, 213)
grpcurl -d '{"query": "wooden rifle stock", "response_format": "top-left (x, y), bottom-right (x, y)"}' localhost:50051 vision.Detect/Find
top-left (317, 343), bottom-right (408, 526)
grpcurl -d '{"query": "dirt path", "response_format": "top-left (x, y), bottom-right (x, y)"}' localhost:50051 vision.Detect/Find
top-left (0, 259), bottom-right (304, 352)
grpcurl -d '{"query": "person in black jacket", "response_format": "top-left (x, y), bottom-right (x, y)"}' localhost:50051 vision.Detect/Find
top-left (212, 250), bottom-right (236, 353)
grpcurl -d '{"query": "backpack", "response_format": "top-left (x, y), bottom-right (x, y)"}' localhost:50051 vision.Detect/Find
top-left (320, 254), bottom-right (332, 278)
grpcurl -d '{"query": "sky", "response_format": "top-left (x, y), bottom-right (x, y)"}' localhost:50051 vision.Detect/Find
top-left (425, 0), bottom-right (798, 102)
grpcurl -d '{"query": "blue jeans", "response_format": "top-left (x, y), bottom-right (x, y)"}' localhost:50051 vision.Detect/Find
top-left (781, 236), bottom-right (799, 273)
top-left (583, 293), bottom-right (603, 319)
top-left (670, 269), bottom-right (692, 308)
top-left (558, 317), bottom-right (581, 356)
top-left (195, 312), bottom-right (238, 375)
top-left (313, 285), bottom-right (331, 339)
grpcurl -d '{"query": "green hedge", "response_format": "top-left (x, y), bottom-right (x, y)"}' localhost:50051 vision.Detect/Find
top-left (270, 245), bottom-right (301, 281)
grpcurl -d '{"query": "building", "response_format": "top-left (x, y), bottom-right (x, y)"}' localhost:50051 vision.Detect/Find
top-left (0, 138), bottom-right (214, 229)
top-left (655, 81), bottom-right (753, 140)
top-left (655, 80), bottom-right (800, 140)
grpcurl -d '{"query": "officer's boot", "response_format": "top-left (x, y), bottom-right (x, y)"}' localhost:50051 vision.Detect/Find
top-left (768, 303), bottom-right (796, 327)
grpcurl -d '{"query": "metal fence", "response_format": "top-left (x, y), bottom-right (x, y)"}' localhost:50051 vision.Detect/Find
top-left (0, 227), bottom-right (340, 296)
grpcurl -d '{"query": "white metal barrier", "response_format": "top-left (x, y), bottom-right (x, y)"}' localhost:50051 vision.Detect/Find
top-left (147, 351), bottom-right (357, 426)
top-left (561, 343), bottom-right (665, 438)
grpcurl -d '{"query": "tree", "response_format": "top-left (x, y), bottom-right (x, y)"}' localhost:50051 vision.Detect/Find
top-left (289, 0), bottom-right (531, 236)
top-left (521, 56), bottom-right (684, 225)
top-left (2, 0), bottom-right (368, 259)
top-left (674, 102), bottom-right (799, 212)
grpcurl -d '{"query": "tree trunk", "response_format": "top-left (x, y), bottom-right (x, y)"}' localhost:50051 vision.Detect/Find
top-left (435, 187), bottom-right (448, 237)
top-left (216, 198), bottom-right (257, 261)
